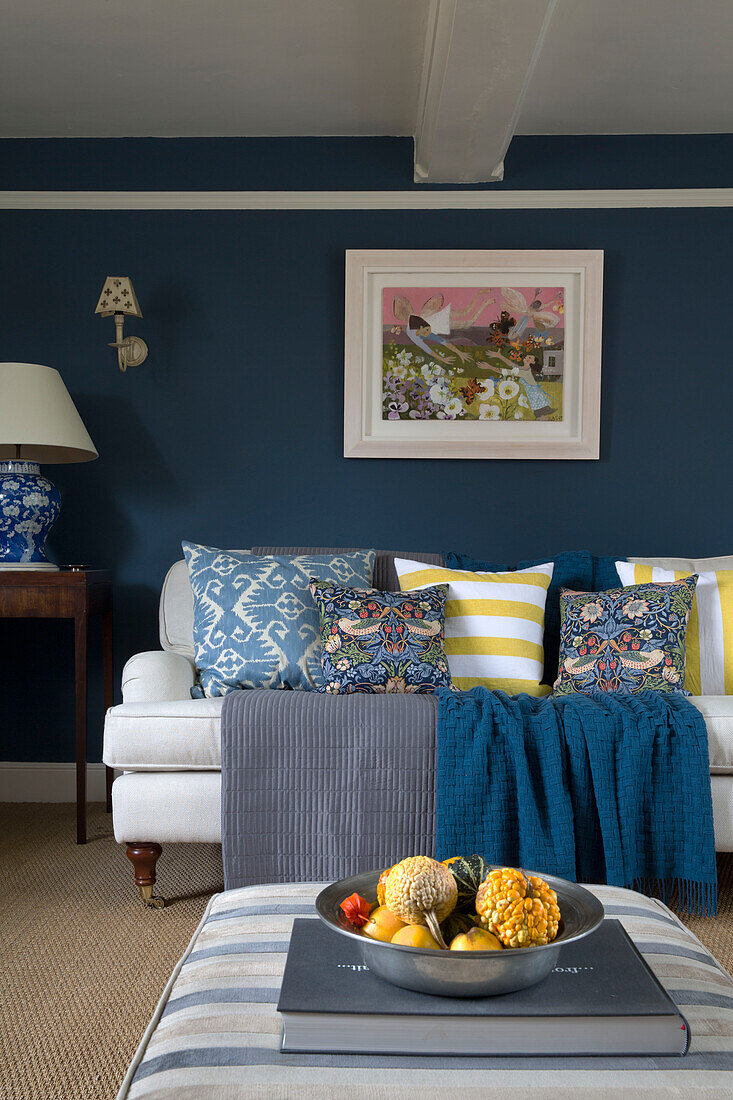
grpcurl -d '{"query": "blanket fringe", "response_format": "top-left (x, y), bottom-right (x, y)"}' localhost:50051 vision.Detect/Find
top-left (630, 876), bottom-right (717, 917)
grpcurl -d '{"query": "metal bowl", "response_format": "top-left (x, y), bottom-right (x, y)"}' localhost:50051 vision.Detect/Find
top-left (315, 867), bottom-right (604, 998)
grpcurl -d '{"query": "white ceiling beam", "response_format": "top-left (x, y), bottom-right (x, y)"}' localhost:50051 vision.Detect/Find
top-left (414, 0), bottom-right (558, 183)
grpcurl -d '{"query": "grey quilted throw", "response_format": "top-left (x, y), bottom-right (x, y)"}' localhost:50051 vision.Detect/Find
top-left (221, 689), bottom-right (437, 888)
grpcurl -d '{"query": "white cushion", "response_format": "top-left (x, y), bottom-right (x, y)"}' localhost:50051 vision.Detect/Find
top-left (103, 692), bottom-right (733, 776)
top-left (711, 775), bottom-right (733, 850)
top-left (689, 695), bottom-right (733, 774)
top-left (111, 771), bottom-right (221, 843)
top-left (111, 774), bottom-right (733, 851)
top-left (394, 557), bottom-right (554, 696)
top-left (103, 697), bottom-right (224, 770)
top-left (631, 553), bottom-right (733, 571)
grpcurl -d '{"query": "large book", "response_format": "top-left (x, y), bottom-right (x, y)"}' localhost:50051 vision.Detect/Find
top-left (278, 918), bottom-right (689, 1056)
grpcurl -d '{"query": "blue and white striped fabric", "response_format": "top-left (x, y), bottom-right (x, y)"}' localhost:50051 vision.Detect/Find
top-left (118, 883), bottom-right (733, 1099)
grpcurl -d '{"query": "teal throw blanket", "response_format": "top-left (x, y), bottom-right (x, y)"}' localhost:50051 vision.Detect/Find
top-left (436, 688), bottom-right (717, 915)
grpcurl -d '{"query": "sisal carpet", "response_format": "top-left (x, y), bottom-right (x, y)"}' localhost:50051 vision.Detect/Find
top-left (0, 804), bottom-right (223, 1100)
top-left (0, 803), bottom-right (731, 1100)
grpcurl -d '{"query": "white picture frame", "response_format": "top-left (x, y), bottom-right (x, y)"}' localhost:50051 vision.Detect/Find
top-left (344, 249), bottom-right (603, 460)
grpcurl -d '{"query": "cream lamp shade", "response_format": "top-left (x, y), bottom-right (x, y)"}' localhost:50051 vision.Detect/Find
top-left (0, 362), bottom-right (98, 463)
top-left (95, 276), bottom-right (142, 318)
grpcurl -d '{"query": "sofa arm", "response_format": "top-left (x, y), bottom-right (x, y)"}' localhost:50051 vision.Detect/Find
top-left (121, 651), bottom-right (197, 703)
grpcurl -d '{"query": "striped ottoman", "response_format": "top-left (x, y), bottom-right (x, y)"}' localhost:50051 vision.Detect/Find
top-left (118, 884), bottom-right (733, 1099)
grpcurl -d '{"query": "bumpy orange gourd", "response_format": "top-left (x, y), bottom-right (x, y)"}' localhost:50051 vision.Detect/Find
top-left (377, 865), bottom-right (396, 907)
top-left (384, 856), bottom-right (457, 949)
top-left (475, 867), bottom-right (560, 948)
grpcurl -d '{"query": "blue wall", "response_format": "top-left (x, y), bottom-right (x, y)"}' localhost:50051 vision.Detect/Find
top-left (1, 135), bottom-right (732, 762)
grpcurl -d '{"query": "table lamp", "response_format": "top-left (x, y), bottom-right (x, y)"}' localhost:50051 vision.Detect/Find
top-left (0, 362), bottom-right (98, 570)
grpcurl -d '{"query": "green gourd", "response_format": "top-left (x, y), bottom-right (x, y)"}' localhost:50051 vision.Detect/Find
top-left (440, 909), bottom-right (477, 942)
top-left (442, 854), bottom-right (492, 911)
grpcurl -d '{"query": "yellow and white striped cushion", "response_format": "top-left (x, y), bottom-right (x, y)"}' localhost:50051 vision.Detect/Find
top-left (616, 561), bottom-right (733, 696)
top-left (394, 557), bottom-right (553, 696)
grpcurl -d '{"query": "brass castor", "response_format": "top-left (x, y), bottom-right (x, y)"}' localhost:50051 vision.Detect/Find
top-left (139, 884), bottom-right (165, 909)
top-left (126, 842), bottom-right (165, 910)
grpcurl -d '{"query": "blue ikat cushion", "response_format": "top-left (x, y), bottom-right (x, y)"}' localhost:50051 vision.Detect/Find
top-left (553, 576), bottom-right (697, 696)
top-left (182, 542), bottom-right (376, 696)
top-left (309, 580), bottom-right (452, 694)
top-left (445, 550), bottom-right (621, 684)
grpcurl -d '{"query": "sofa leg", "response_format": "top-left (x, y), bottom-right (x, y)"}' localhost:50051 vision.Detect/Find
top-left (126, 843), bottom-right (165, 908)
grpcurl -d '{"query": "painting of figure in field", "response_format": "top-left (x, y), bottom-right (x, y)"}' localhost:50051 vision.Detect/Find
top-left (382, 286), bottom-right (564, 421)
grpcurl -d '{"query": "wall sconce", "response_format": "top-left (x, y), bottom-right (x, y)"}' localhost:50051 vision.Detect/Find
top-left (95, 276), bottom-right (149, 372)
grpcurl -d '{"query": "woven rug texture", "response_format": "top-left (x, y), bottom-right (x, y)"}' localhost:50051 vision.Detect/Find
top-left (0, 804), bottom-right (222, 1100)
top-left (0, 801), bottom-right (731, 1100)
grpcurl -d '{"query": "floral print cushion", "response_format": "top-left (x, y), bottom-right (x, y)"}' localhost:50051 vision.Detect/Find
top-left (310, 581), bottom-right (452, 694)
top-left (553, 577), bottom-right (698, 696)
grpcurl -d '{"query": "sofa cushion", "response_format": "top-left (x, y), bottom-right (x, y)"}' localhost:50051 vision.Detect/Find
top-left (446, 551), bottom-right (622, 685)
top-left (159, 549), bottom-right (444, 659)
top-left (252, 548), bottom-right (445, 594)
top-left (310, 580), bottom-right (451, 694)
top-left (620, 559), bottom-right (733, 696)
top-left (103, 698), bottom-right (224, 770)
top-left (395, 557), bottom-right (554, 695)
top-left (690, 695), bottom-right (733, 774)
top-left (104, 692), bottom-right (733, 774)
top-left (554, 577), bottom-right (697, 696)
top-left (159, 552), bottom-right (251, 658)
top-left (632, 553), bottom-right (733, 571)
top-left (183, 543), bottom-right (376, 694)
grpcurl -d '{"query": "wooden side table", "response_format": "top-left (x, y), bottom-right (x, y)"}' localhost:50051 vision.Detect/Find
top-left (0, 569), bottom-right (114, 843)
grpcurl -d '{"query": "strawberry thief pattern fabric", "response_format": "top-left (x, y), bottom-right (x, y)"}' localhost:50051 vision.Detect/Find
top-left (553, 577), bottom-right (698, 696)
top-left (309, 581), bottom-right (451, 694)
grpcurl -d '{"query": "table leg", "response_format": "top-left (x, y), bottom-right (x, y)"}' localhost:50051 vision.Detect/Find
top-left (102, 603), bottom-right (114, 813)
top-left (75, 610), bottom-right (88, 844)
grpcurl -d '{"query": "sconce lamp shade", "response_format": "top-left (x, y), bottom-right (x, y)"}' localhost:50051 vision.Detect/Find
top-left (95, 276), bottom-right (142, 318)
top-left (0, 362), bottom-right (98, 463)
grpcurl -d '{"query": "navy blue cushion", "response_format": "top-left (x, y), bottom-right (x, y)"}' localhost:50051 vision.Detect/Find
top-left (593, 555), bottom-right (623, 591)
top-left (310, 581), bottom-right (451, 694)
top-left (554, 578), bottom-right (696, 695)
top-left (444, 551), bottom-right (621, 684)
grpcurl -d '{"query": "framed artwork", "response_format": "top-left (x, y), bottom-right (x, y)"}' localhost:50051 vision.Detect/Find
top-left (344, 249), bottom-right (603, 459)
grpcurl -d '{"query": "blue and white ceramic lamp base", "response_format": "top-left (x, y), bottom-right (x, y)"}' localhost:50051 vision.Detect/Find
top-left (0, 460), bottom-right (60, 570)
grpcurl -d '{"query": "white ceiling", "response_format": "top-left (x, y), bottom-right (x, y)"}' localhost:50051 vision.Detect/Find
top-left (1, 0), bottom-right (731, 179)
top-left (517, 0), bottom-right (733, 135)
top-left (0, 0), bottom-right (425, 138)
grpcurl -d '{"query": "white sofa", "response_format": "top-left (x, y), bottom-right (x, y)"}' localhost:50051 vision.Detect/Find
top-left (104, 556), bottom-right (733, 905)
